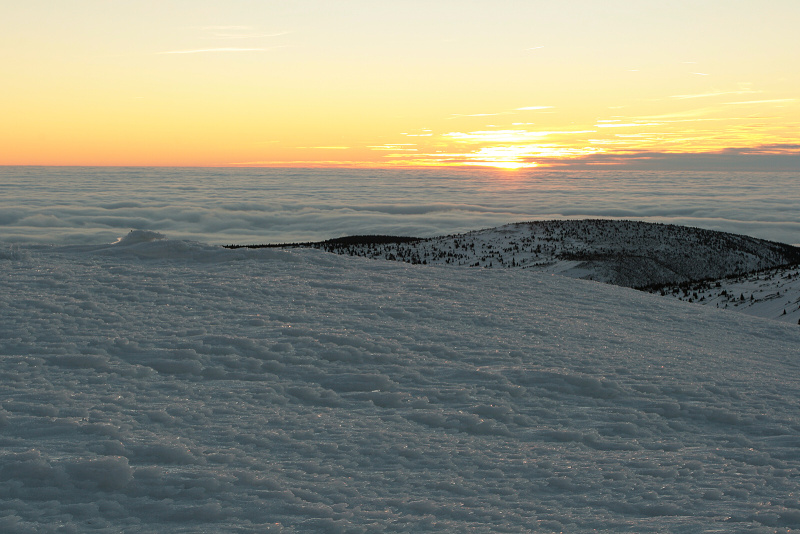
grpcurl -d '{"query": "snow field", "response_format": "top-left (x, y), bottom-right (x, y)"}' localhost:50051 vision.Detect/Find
top-left (1, 236), bottom-right (800, 532)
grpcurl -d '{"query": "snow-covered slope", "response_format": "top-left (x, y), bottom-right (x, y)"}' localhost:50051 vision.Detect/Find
top-left (265, 219), bottom-right (800, 324)
top-left (290, 220), bottom-right (800, 288)
top-left (648, 265), bottom-right (800, 325)
top-left (2, 232), bottom-right (800, 532)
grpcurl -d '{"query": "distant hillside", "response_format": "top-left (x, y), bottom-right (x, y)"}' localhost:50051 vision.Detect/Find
top-left (295, 220), bottom-right (800, 288)
top-left (646, 264), bottom-right (800, 325)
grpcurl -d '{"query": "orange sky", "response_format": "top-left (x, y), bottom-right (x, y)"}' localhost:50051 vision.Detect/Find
top-left (2, 1), bottom-right (798, 170)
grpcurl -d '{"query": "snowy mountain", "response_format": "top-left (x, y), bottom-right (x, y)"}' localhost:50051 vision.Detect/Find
top-left (270, 219), bottom-right (800, 289)
top-left (2, 232), bottom-right (800, 532)
top-left (237, 219), bottom-right (800, 324)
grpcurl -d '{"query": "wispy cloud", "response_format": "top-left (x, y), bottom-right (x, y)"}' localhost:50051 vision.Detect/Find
top-left (447, 112), bottom-right (510, 119)
top-left (295, 146), bottom-right (351, 150)
top-left (638, 107), bottom-right (720, 121)
top-left (213, 31), bottom-right (290, 39)
top-left (368, 144), bottom-right (417, 151)
top-left (723, 99), bottom-right (796, 105)
top-left (648, 117), bottom-right (731, 124)
top-left (547, 147), bottom-right (800, 171)
top-left (197, 26), bottom-right (253, 31)
top-left (670, 90), bottom-right (760, 100)
top-left (595, 122), bottom-right (662, 128)
top-left (230, 160), bottom-right (373, 167)
top-left (378, 143), bottom-right (602, 169)
top-left (448, 106), bottom-right (553, 120)
top-left (443, 129), bottom-right (595, 143)
top-left (158, 47), bottom-right (277, 54)
top-left (720, 143), bottom-right (800, 154)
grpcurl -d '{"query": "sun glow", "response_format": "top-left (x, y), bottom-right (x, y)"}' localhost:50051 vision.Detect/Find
top-left (360, 94), bottom-right (799, 170)
top-left (490, 161), bottom-right (534, 170)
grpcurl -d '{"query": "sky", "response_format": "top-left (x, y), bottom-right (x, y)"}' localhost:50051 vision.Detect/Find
top-left (2, 0), bottom-right (799, 170)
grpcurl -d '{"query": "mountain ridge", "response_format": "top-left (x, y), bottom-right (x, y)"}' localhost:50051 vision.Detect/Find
top-left (229, 219), bottom-right (800, 286)
top-left (227, 219), bottom-right (800, 324)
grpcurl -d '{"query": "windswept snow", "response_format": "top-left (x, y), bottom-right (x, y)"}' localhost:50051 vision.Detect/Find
top-left (2, 234), bottom-right (800, 532)
top-left (113, 229), bottom-right (167, 246)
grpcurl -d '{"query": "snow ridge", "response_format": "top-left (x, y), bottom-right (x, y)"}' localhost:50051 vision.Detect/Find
top-left (276, 219), bottom-right (800, 288)
top-left (254, 219), bottom-right (800, 324)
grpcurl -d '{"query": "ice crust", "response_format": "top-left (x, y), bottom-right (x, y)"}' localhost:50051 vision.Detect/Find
top-left (1, 235), bottom-right (800, 532)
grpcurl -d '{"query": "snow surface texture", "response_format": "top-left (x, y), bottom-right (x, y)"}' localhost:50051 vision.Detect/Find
top-left (2, 232), bottom-right (800, 532)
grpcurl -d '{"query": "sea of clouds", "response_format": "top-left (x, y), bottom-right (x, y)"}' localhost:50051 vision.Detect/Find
top-left (1, 167), bottom-right (798, 246)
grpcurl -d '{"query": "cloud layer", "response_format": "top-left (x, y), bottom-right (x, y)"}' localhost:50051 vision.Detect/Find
top-left (1, 167), bottom-right (798, 246)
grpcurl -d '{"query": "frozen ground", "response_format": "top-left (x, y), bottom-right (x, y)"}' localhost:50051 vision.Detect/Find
top-left (2, 231), bottom-right (800, 532)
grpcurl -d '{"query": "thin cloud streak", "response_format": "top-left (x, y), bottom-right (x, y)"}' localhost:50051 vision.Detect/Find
top-left (548, 147), bottom-right (800, 171)
top-left (639, 107), bottom-right (722, 121)
top-left (670, 90), bottom-right (760, 100)
top-left (213, 31), bottom-right (290, 39)
top-left (447, 112), bottom-right (511, 119)
top-left (197, 26), bottom-right (253, 31)
top-left (294, 147), bottom-right (351, 150)
top-left (448, 106), bottom-right (553, 120)
top-left (158, 47), bottom-right (275, 54)
top-left (723, 99), bottom-right (796, 105)
top-left (595, 123), bottom-right (662, 128)
top-left (443, 130), bottom-right (595, 143)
